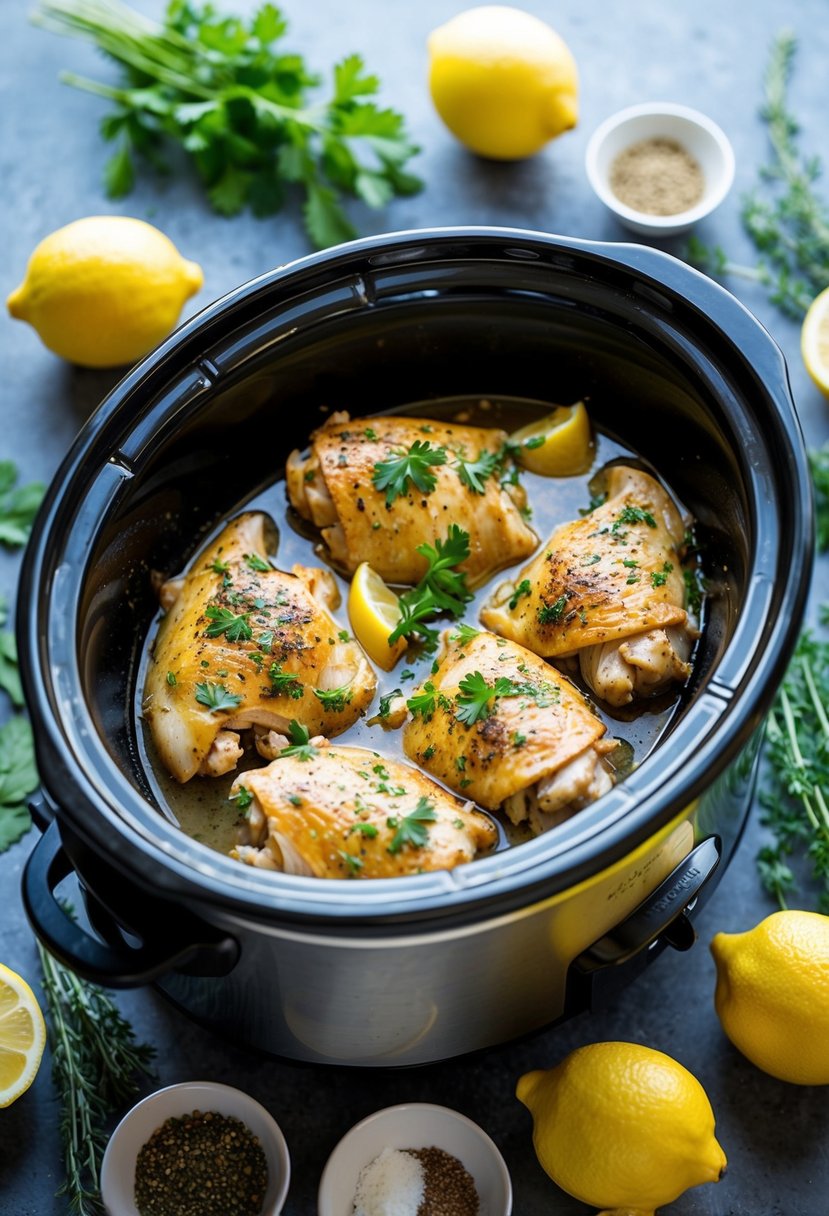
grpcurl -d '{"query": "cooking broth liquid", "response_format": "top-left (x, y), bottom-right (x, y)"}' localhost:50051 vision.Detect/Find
top-left (135, 396), bottom-right (696, 856)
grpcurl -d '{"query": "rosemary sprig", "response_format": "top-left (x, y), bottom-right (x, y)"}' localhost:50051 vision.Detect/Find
top-left (37, 937), bottom-right (155, 1216)
top-left (687, 31), bottom-right (829, 319)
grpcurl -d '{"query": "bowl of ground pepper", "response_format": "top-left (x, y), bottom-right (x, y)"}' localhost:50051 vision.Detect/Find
top-left (585, 101), bottom-right (735, 236)
top-left (318, 1102), bottom-right (512, 1216)
top-left (100, 1080), bottom-right (291, 1216)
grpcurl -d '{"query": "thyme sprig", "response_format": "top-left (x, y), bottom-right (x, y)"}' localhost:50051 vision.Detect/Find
top-left (688, 32), bottom-right (829, 319)
top-left (36, 936), bottom-right (155, 1216)
top-left (758, 630), bottom-right (829, 911)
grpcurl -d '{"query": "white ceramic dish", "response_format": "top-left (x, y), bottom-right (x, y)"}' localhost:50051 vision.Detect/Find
top-left (100, 1080), bottom-right (291, 1216)
top-left (585, 101), bottom-right (735, 236)
top-left (318, 1102), bottom-right (512, 1216)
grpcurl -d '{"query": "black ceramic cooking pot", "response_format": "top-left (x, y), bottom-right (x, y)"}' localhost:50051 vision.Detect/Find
top-left (18, 229), bottom-right (812, 1066)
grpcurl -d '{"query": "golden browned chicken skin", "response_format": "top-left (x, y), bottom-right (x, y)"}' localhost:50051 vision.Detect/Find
top-left (403, 630), bottom-right (616, 835)
top-left (286, 411), bottom-right (537, 586)
top-left (144, 512), bottom-right (376, 783)
top-left (481, 465), bottom-right (696, 707)
top-left (231, 740), bottom-right (497, 878)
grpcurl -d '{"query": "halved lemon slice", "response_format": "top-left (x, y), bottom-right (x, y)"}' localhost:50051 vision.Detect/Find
top-left (801, 286), bottom-right (829, 397)
top-left (348, 562), bottom-right (408, 671)
top-left (0, 962), bottom-right (47, 1108)
top-left (509, 401), bottom-right (593, 476)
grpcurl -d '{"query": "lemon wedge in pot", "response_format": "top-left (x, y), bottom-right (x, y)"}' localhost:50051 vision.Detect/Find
top-left (0, 962), bottom-right (47, 1108)
top-left (509, 401), bottom-right (593, 476)
top-left (348, 562), bottom-right (407, 671)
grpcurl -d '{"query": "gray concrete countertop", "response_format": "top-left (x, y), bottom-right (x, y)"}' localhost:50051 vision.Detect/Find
top-left (1, 1), bottom-right (828, 1213)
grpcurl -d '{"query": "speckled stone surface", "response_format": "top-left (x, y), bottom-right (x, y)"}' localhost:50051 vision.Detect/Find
top-left (1, 2), bottom-right (828, 1214)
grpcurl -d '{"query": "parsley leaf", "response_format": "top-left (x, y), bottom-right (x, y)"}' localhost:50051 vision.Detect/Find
top-left (268, 662), bottom-right (304, 699)
top-left (508, 579), bottom-right (532, 611)
top-left (194, 681), bottom-right (243, 713)
top-left (388, 525), bottom-right (472, 649)
top-left (387, 796), bottom-right (437, 854)
top-left (0, 716), bottom-right (38, 853)
top-left (280, 719), bottom-right (319, 761)
top-left (0, 602), bottom-right (23, 708)
top-left (407, 681), bottom-right (436, 720)
top-left (37, 0), bottom-right (422, 250)
top-left (372, 440), bottom-right (447, 506)
top-left (204, 604), bottom-right (252, 642)
top-left (244, 552), bottom-right (271, 573)
top-left (454, 671), bottom-right (499, 725)
top-left (455, 448), bottom-right (499, 494)
top-left (613, 505), bottom-right (658, 534)
top-left (0, 461), bottom-right (45, 548)
top-left (450, 623), bottom-right (479, 647)
top-left (538, 594), bottom-right (568, 624)
top-left (313, 684), bottom-right (353, 712)
top-left (378, 688), bottom-right (403, 718)
top-left (229, 784), bottom-right (253, 812)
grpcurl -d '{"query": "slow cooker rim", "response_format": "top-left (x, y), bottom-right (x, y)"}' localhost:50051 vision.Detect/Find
top-left (18, 226), bottom-right (813, 926)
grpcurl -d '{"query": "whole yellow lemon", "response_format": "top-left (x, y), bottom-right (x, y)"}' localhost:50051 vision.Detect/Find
top-left (711, 909), bottom-right (829, 1085)
top-left (7, 216), bottom-right (203, 368)
top-left (517, 1041), bottom-right (726, 1216)
top-left (427, 5), bottom-right (579, 160)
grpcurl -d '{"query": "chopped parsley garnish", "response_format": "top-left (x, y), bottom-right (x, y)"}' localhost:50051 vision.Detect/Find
top-left (450, 623), bottom-right (480, 646)
top-left (364, 427), bottom-right (378, 440)
top-left (523, 435), bottom-right (546, 450)
top-left (453, 817), bottom-right (465, 829)
top-left (512, 731), bottom-right (527, 747)
top-left (351, 822), bottom-right (379, 838)
top-left (683, 567), bottom-right (704, 615)
top-left (288, 794), bottom-right (303, 807)
top-left (372, 440), bottom-right (447, 505)
top-left (400, 668), bottom-right (416, 681)
top-left (204, 604), bottom-right (253, 642)
top-left (244, 552), bottom-right (270, 572)
top-left (314, 684), bottom-right (353, 712)
top-left (422, 745), bottom-right (435, 759)
top-left (378, 688), bottom-right (403, 718)
top-left (194, 682), bottom-right (242, 713)
top-left (280, 720), bottom-right (319, 761)
top-left (337, 629), bottom-right (351, 642)
top-left (508, 578), bottom-right (532, 610)
top-left (455, 755), bottom-right (467, 771)
top-left (650, 561), bottom-right (674, 588)
top-left (304, 468), bottom-right (316, 483)
top-left (257, 629), bottom-right (274, 652)
top-left (613, 505), bottom-right (658, 533)
top-left (622, 558), bottom-right (638, 568)
top-left (165, 671), bottom-right (177, 686)
top-left (387, 796), bottom-right (437, 854)
top-left (582, 554), bottom-right (601, 566)
top-left (388, 525), bottom-right (472, 649)
top-left (407, 682), bottom-right (436, 720)
top-left (338, 849), bottom-right (364, 874)
top-left (210, 559), bottom-right (229, 574)
top-left (579, 491), bottom-right (607, 516)
top-left (230, 785), bottom-right (253, 811)
top-left (455, 448), bottom-right (499, 494)
top-left (268, 662), bottom-right (304, 699)
top-left (454, 671), bottom-right (512, 725)
top-left (537, 595), bottom-right (568, 625)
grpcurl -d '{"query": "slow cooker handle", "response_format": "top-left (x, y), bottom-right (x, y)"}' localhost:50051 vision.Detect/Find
top-left (22, 821), bottom-right (240, 987)
top-left (565, 835), bottom-right (721, 1014)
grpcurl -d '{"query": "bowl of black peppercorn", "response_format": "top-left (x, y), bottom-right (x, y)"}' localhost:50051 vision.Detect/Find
top-left (100, 1080), bottom-right (291, 1216)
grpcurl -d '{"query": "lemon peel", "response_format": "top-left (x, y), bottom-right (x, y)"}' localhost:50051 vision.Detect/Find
top-left (7, 216), bottom-right (203, 368)
top-left (427, 5), bottom-right (578, 160)
top-left (517, 1041), bottom-right (726, 1216)
top-left (0, 962), bottom-right (47, 1108)
top-left (348, 562), bottom-right (407, 670)
top-left (711, 909), bottom-right (829, 1085)
top-left (509, 401), bottom-right (593, 476)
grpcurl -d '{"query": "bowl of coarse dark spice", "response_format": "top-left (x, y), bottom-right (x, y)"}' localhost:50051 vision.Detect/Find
top-left (100, 1080), bottom-right (291, 1216)
top-left (318, 1102), bottom-right (512, 1216)
top-left (585, 101), bottom-right (735, 236)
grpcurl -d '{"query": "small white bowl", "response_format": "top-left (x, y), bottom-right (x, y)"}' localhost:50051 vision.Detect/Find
top-left (585, 101), bottom-right (735, 236)
top-left (100, 1080), bottom-right (291, 1216)
top-left (318, 1102), bottom-right (512, 1216)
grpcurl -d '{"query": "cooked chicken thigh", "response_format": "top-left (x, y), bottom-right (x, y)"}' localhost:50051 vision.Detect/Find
top-left (231, 741), bottom-right (497, 878)
top-left (286, 412), bottom-right (537, 586)
top-left (144, 512), bottom-right (376, 782)
top-left (481, 465), bottom-right (696, 707)
top-left (403, 630), bottom-right (616, 835)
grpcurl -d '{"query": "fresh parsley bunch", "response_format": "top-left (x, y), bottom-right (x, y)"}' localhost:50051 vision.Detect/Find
top-left (35, 0), bottom-right (422, 249)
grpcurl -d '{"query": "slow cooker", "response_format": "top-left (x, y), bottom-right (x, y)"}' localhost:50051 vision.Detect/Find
top-left (18, 229), bottom-right (812, 1066)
